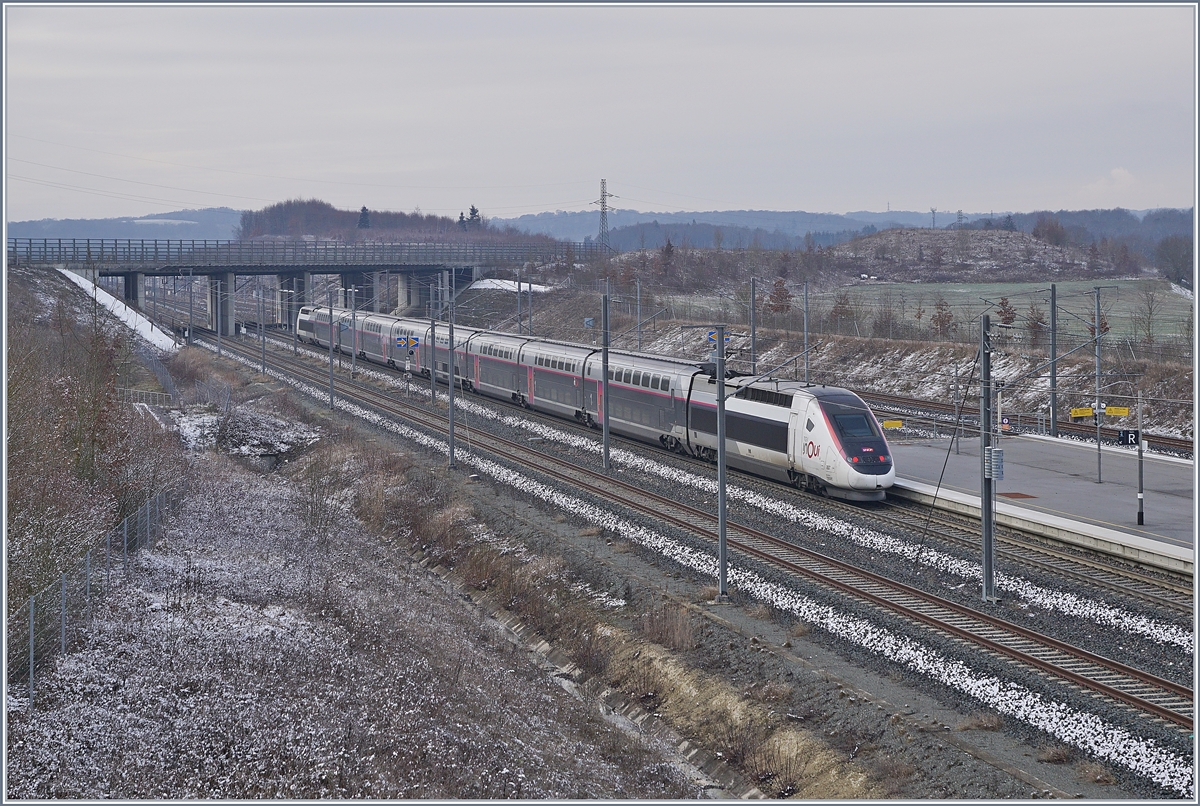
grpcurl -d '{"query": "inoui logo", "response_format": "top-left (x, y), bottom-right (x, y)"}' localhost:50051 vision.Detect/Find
top-left (804, 441), bottom-right (820, 459)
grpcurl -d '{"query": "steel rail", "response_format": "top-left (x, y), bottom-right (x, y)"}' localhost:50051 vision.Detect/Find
top-left (207, 333), bottom-right (1195, 732)
top-left (235, 325), bottom-right (1193, 608)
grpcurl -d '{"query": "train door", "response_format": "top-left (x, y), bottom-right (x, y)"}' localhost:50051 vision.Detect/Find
top-left (799, 399), bottom-right (824, 477)
top-left (787, 411), bottom-right (799, 466)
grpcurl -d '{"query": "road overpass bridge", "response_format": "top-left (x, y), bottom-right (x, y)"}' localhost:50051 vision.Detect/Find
top-left (8, 238), bottom-right (606, 336)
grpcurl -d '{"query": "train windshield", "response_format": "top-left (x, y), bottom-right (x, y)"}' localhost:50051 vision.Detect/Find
top-left (833, 413), bottom-right (876, 438)
top-left (821, 398), bottom-right (881, 440)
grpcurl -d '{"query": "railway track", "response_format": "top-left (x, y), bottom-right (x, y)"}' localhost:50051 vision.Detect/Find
top-left (859, 390), bottom-right (1193, 456)
top-left (224, 328), bottom-right (1193, 613)
top-left (202, 332), bottom-right (1194, 735)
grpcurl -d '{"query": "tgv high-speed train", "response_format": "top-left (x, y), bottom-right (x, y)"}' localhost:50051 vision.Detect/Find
top-left (297, 306), bottom-right (895, 500)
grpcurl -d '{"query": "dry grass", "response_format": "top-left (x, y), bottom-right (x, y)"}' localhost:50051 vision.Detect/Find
top-left (711, 711), bottom-right (769, 767)
top-left (874, 756), bottom-right (917, 796)
top-left (790, 621), bottom-right (812, 637)
top-left (620, 658), bottom-right (667, 706)
top-left (166, 346), bottom-right (216, 386)
top-left (1037, 745), bottom-right (1073, 764)
top-left (744, 738), bottom-right (813, 797)
top-left (698, 585), bottom-right (719, 602)
top-left (579, 526), bottom-right (602, 537)
top-left (637, 603), bottom-right (693, 651)
top-left (748, 681), bottom-right (793, 704)
top-left (1076, 760), bottom-right (1116, 785)
top-left (566, 625), bottom-right (611, 677)
top-left (956, 711), bottom-right (1004, 731)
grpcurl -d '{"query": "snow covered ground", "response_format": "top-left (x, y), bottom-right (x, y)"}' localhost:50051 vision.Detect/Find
top-left (56, 268), bottom-right (179, 353)
top-left (4, 450), bottom-right (700, 800)
top-left (469, 278), bottom-right (552, 293)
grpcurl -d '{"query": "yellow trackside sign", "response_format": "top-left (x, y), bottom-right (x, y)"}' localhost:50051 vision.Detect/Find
top-left (1070, 407), bottom-right (1093, 418)
top-left (1106, 406), bottom-right (1130, 417)
top-left (881, 420), bottom-right (903, 429)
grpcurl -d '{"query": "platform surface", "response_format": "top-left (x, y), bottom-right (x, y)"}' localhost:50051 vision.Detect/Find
top-left (889, 431), bottom-right (1195, 554)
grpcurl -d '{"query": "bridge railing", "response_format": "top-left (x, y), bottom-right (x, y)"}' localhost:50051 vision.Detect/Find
top-left (8, 238), bottom-right (608, 268)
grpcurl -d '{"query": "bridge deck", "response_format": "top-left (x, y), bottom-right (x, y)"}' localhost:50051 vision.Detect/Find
top-left (8, 238), bottom-right (606, 274)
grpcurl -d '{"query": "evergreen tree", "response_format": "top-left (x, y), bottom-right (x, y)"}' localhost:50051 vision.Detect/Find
top-left (357, 206), bottom-right (371, 229)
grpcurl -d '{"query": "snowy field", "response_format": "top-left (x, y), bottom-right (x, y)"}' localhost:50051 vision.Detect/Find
top-left (4, 449), bottom-right (700, 800)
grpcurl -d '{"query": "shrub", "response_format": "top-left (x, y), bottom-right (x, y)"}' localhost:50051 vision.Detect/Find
top-left (637, 603), bottom-right (693, 650)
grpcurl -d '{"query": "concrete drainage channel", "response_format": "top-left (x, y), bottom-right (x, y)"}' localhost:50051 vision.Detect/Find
top-left (411, 551), bottom-right (766, 800)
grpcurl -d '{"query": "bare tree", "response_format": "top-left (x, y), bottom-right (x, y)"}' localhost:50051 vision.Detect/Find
top-left (1025, 302), bottom-right (1048, 351)
top-left (995, 297), bottom-right (1017, 326)
top-left (872, 291), bottom-right (899, 339)
top-left (930, 296), bottom-right (955, 339)
top-left (828, 291), bottom-right (853, 335)
top-left (1130, 285), bottom-right (1163, 345)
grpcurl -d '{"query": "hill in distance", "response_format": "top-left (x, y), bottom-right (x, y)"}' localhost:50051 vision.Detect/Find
top-left (7, 207), bottom-right (244, 240)
top-left (9, 202), bottom-right (1189, 267)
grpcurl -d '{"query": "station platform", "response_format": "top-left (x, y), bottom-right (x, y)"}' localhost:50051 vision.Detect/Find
top-left (887, 431), bottom-right (1195, 576)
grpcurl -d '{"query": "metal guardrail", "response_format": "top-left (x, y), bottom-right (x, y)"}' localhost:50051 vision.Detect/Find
top-left (7, 238), bottom-right (608, 269)
top-left (116, 387), bottom-right (175, 407)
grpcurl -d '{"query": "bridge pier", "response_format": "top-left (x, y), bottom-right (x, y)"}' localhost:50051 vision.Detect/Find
top-left (394, 272), bottom-right (412, 314)
top-left (122, 272), bottom-right (145, 309)
top-left (341, 272), bottom-right (371, 312)
top-left (209, 272), bottom-right (236, 336)
top-left (372, 271), bottom-right (390, 313)
top-left (278, 272), bottom-right (309, 331)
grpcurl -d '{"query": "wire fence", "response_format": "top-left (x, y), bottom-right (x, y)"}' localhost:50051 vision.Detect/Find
top-left (116, 387), bottom-right (175, 407)
top-left (192, 378), bottom-right (233, 412)
top-left (133, 343), bottom-right (180, 404)
top-left (581, 281), bottom-right (1194, 366)
top-left (7, 480), bottom-right (190, 715)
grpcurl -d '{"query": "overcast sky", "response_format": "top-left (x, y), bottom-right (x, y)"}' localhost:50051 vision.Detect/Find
top-left (4, 4), bottom-right (1196, 223)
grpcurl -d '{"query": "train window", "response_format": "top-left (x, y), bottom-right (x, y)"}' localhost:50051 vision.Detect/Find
top-left (650, 374), bottom-right (660, 389)
top-left (632, 371), bottom-right (642, 386)
top-left (833, 414), bottom-right (876, 438)
top-left (806, 418), bottom-right (815, 432)
top-left (622, 369), bottom-right (632, 384)
top-left (641, 373), bottom-right (651, 388)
